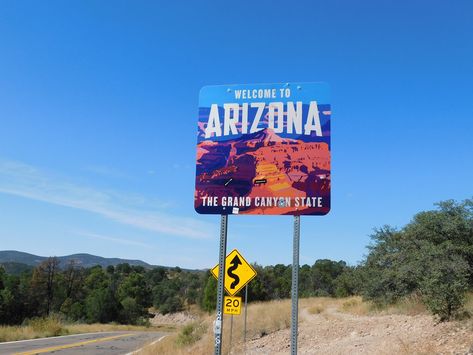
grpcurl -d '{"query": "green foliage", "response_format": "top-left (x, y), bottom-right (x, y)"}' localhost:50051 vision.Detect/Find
top-left (201, 275), bottom-right (217, 312)
top-left (0, 271), bottom-right (29, 324)
top-left (333, 267), bottom-right (363, 297)
top-left (85, 288), bottom-right (118, 323)
top-left (118, 272), bottom-right (151, 311)
top-left (0, 261), bottom-right (208, 326)
top-left (359, 198), bottom-right (473, 320)
top-left (1, 198), bottom-right (470, 325)
top-left (120, 297), bottom-right (143, 325)
top-left (0, 262), bottom-right (33, 275)
top-left (176, 322), bottom-right (206, 346)
top-left (152, 269), bottom-right (205, 314)
top-left (310, 259), bottom-right (347, 296)
top-left (159, 295), bottom-right (183, 315)
top-left (419, 247), bottom-right (469, 321)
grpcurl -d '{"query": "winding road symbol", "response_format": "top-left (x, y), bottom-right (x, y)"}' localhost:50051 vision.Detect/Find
top-left (227, 255), bottom-right (242, 289)
top-left (211, 249), bottom-right (257, 296)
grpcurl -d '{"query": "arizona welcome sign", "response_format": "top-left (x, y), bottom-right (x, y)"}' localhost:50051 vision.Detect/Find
top-left (195, 82), bottom-right (331, 216)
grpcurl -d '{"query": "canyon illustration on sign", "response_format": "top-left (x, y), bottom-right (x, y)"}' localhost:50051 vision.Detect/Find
top-left (195, 82), bottom-right (331, 215)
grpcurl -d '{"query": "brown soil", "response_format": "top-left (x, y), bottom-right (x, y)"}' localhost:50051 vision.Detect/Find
top-left (244, 307), bottom-right (473, 354)
top-left (150, 311), bottom-right (198, 327)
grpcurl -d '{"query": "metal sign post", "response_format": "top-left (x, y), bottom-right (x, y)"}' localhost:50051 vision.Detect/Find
top-left (244, 285), bottom-right (248, 344)
top-left (290, 215), bottom-right (300, 355)
top-left (196, 82), bottom-right (331, 354)
top-left (229, 315), bottom-right (234, 353)
top-left (214, 215), bottom-right (228, 355)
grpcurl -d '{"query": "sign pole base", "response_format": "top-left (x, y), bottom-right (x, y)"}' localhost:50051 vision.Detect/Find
top-left (290, 215), bottom-right (300, 355)
top-left (214, 215), bottom-right (228, 355)
top-left (229, 314), bottom-right (234, 353)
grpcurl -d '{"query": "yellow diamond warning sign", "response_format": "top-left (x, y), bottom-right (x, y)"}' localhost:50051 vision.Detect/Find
top-left (224, 296), bottom-right (241, 315)
top-left (211, 249), bottom-right (257, 296)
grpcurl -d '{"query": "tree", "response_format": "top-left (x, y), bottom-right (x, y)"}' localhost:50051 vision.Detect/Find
top-left (311, 259), bottom-right (346, 296)
top-left (85, 288), bottom-right (118, 323)
top-left (419, 245), bottom-right (469, 321)
top-left (334, 266), bottom-right (363, 298)
top-left (117, 272), bottom-right (151, 323)
top-left (201, 275), bottom-right (217, 312)
top-left (83, 266), bottom-right (118, 323)
top-left (120, 297), bottom-right (143, 324)
top-left (0, 271), bottom-right (28, 324)
top-left (30, 257), bottom-right (60, 315)
top-left (359, 198), bottom-right (473, 320)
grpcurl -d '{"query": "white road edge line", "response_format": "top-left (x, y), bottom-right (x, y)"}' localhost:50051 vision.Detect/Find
top-left (0, 332), bottom-right (120, 345)
top-left (125, 335), bottom-right (168, 355)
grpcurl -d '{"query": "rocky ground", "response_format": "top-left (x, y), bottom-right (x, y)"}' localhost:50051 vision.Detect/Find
top-left (245, 306), bottom-right (473, 354)
top-left (150, 311), bottom-right (198, 327)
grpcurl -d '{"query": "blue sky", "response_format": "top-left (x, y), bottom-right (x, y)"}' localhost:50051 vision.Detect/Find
top-left (0, 1), bottom-right (472, 269)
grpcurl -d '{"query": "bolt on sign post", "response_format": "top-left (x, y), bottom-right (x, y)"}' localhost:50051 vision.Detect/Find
top-left (195, 83), bottom-right (331, 355)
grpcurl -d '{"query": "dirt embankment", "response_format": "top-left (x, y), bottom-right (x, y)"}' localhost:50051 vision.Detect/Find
top-left (245, 306), bottom-right (473, 354)
top-left (150, 311), bottom-right (198, 327)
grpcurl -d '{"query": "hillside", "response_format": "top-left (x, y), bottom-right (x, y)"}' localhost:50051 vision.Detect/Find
top-left (142, 296), bottom-right (473, 354)
top-left (0, 250), bottom-right (152, 269)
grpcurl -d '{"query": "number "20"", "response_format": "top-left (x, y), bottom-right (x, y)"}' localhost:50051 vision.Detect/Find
top-left (226, 298), bottom-right (240, 307)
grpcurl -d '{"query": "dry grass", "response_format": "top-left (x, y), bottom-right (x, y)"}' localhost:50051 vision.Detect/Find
top-left (301, 296), bottom-right (342, 315)
top-left (243, 299), bottom-right (291, 338)
top-left (138, 295), bottom-right (458, 355)
top-left (340, 296), bottom-right (371, 315)
top-left (336, 295), bottom-right (427, 317)
top-left (140, 318), bottom-right (214, 355)
top-left (308, 305), bottom-right (324, 314)
top-left (66, 323), bottom-right (161, 333)
top-left (140, 297), bottom-right (378, 354)
top-left (462, 292), bottom-right (473, 314)
top-left (0, 316), bottom-right (67, 342)
top-left (380, 294), bottom-right (427, 316)
top-left (0, 316), bottom-right (162, 343)
top-left (140, 299), bottom-right (291, 355)
top-left (301, 296), bottom-right (369, 316)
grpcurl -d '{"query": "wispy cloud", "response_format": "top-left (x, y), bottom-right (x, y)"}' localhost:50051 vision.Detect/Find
top-left (83, 165), bottom-right (129, 179)
top-left (74, 231), bottom-right (153, 248)
top-left (0, 159), bottom-right (212, 239)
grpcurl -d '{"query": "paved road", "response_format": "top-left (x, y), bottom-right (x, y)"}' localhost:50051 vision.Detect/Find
top-left (0, 331), bottom-right (166, 355)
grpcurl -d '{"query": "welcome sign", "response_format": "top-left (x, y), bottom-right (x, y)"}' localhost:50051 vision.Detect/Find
top-left (195, 82), bottom-right (331, 215)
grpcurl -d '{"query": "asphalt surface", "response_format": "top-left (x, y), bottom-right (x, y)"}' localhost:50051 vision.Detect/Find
top-left (0, 331), bottom-right (166, 355)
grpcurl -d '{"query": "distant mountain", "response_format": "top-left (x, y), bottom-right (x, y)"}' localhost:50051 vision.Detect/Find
top-left (0, 250), bottom-right (152, 269)
top-left (0, 261), bottom-right (34, 275)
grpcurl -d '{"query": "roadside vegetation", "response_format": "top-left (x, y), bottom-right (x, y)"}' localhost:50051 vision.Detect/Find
top-left (0, 260), bottom-right (208, 327)
top-left (140, 293), bottom-right (473, 354)
top-left (0, 198), bottom-right (472, 343)
top-left (0, 314), bottom-right (156, 342)
top-left (205, 198), bottom-right (473, 322)
top-left (138, 293), bottom-right (473, 355)
top-left (140, 298), bottom-right (292, 355)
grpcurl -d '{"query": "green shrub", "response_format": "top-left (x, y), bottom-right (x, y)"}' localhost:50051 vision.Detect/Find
top-left (419, 251), bottom-right (469, 321)
top-left (176, 322), bottom-right (206, 346)
top-left (159, 296), bottom-right (183, 315)
top-left (201, 276), bottom-right (217, 312)
top-left (120, 297), bottom-right (143, 325)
